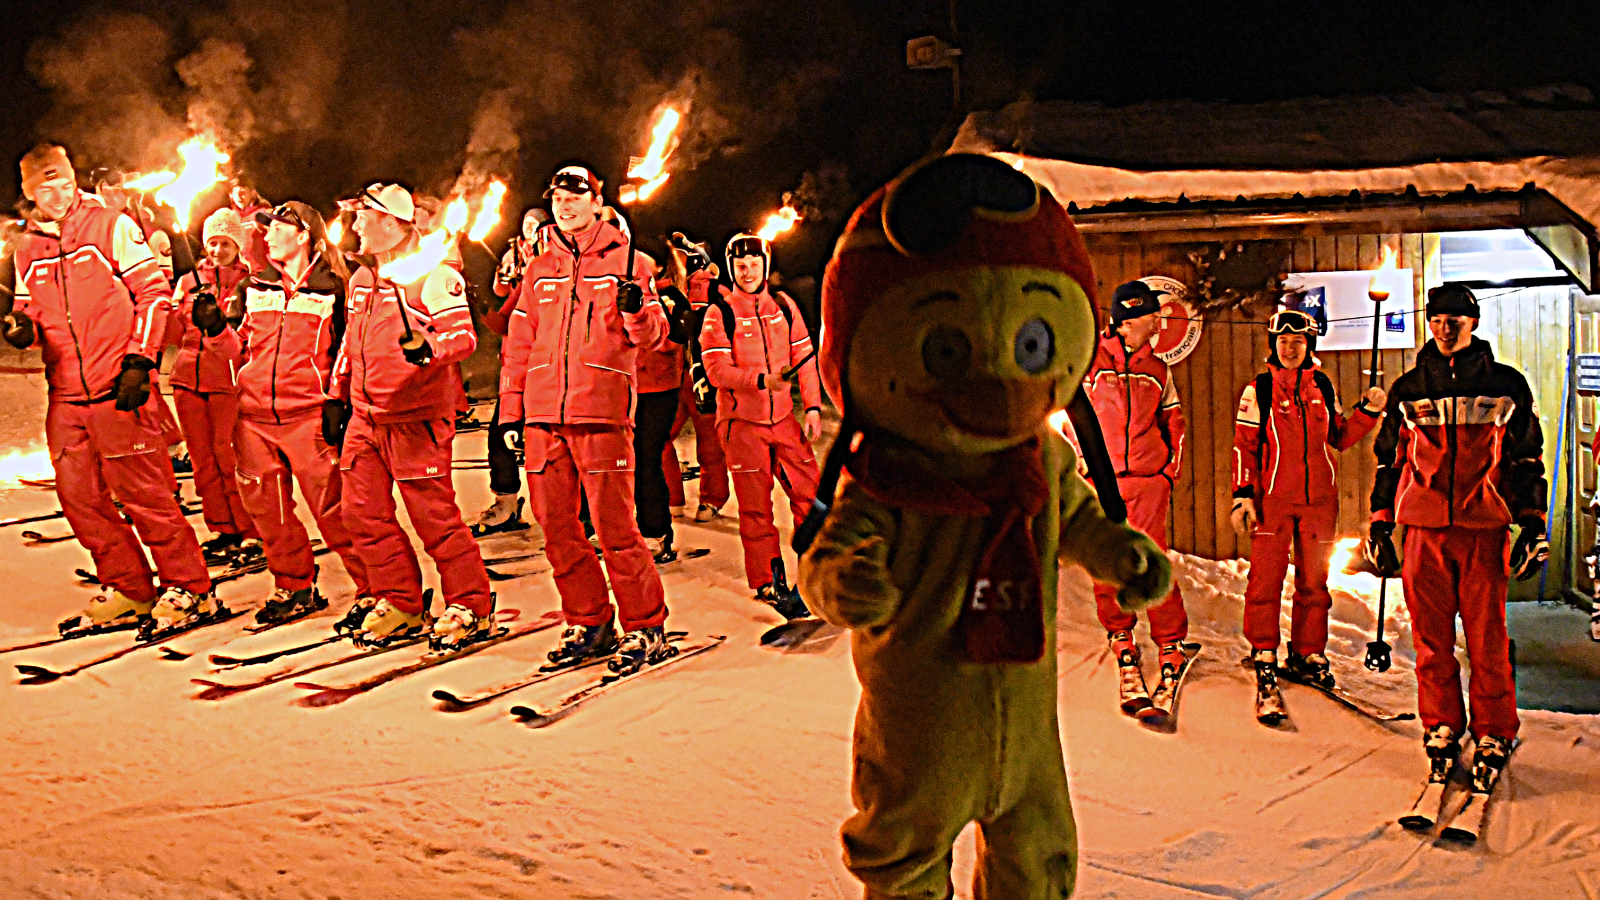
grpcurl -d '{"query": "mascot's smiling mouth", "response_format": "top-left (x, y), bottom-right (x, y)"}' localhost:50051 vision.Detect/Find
top-left (913, 377), bottom-right (1058, 440)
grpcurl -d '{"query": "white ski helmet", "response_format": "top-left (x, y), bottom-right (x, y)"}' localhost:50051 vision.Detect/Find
top-left (725, 232), bottom-right (770, 285)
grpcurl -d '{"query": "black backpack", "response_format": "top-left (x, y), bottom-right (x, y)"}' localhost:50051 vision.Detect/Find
top-left (687, 285), bottom-right (795, 416)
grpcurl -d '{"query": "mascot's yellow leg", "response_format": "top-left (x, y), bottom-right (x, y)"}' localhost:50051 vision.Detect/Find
top-left (971, 751), bottom-right (1078, 900)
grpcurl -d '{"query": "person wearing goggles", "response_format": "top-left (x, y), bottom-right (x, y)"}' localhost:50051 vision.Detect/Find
top-left (1082, 279), bottom-right (1189, 717)
top-left (330, 182), bottom-right (493, 650)
top-left (696, 232), bottom-right (821, 616)
top-left (497, 164), bottom-right (674, 675)
top-left (1231, 306), bottom-right (1385, 723)
top-left (1367, 283), bottom-right (1546, 801)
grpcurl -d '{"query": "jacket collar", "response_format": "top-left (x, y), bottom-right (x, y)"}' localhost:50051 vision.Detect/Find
top-left (550, 218), bottom-right (625, 262)
top-left (1418, 336), bottom-right (1493, 373)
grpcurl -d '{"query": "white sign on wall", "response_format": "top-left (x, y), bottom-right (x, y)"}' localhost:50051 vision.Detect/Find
top-left (1281, 269), bottom-right (1415, 352)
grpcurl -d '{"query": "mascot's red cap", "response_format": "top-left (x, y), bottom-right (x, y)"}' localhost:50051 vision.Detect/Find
top-left (819, 153), bottom-right (1098, 411)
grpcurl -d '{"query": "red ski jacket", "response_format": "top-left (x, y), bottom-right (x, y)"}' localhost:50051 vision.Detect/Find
top-left (1083, 331), bottom-right (1185, 481)
top-left (167, 259), bottom-right (250, 393)
top-left (1231, 361), bottom-right (1380, 507)
top-left (497, 218), bottom-right (667, 427)
top-left (334, 257), bottom-right (476, 425)
top-left (12, 193), bottom-right (173, 402)
top-left (211, 255), bottom-right (345, 425)
top-left (1371, 338), bottom-right (1546, 529)
top-left (699, 284), bottom-right (821, 426)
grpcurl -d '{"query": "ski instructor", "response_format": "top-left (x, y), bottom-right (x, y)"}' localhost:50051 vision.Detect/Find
top-left (1366, 282), bottom-right (1546, 795)
top-left (498, 165), bottom-right (672, 674)
top-left (5, 143), bottom-right (213, 635)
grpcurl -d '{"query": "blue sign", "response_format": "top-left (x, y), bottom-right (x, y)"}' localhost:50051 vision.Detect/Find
top-left (1578, 354), bottom-right (1600, 394)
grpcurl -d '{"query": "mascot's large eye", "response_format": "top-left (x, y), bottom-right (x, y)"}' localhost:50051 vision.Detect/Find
top-left (1014, 318), bottom-right (1054, 374)
top-left (921, 326), bottom-right (972, 379)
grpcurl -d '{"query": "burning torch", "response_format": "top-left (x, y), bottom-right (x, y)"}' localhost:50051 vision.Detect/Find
top-left (614, 104), bottom-right (683, 311)
top-left (1364, 247), bottom-right (1397, 673)
top-left (124, 138), bottom-right (230, 274)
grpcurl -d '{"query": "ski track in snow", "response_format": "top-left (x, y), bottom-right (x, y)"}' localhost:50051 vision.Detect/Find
top-left (0, 426), bottom-right (1597, 897)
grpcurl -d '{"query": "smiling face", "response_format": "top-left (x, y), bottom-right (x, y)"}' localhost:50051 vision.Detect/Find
top-left (205, 236), bottom-right (240, 268)
top-left (846, 265), bottom-right (1097, 455)
top-left (550, 188), bottom-right (601, 234)
top-left (1275, 333), bottom-right (1308, 369)
top-left (732, 254), bottom-right (765, 292)
top-left (1429, 313), bottom-right (1475, 356)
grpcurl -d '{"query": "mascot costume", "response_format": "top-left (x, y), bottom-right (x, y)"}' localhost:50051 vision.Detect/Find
top-left (798, 153), bottom-right (1174, 899)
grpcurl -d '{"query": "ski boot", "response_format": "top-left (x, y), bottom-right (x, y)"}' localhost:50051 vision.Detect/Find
top-left (143, 587), bottom-right (223, 640)
top-left (201, 532), bottom-right (244, 566)
top-left (670, 504), bottom-right (687, 518)
top-left (254, 586), bottom-right (327, 627)
top-left (353, 598), bottom-right (432, 647)
top-left (1110, 631), bottom-right (1151, 715)
top-left (610, 624), bottom-right (675, 675)
top-left (1400, 724), bottom-right (1461, 830)
top-left (471, 493), bottom-right (529, 537)
top-left (647, 532), bottom-right (678, 565)
top-left (1145, 641), bottom-right (1188, 716)
top-left (764, 556), bottom-right (811, 620)
top-left (1284, 650), bottom-right (1335, 691)
top-left (694, 502), bottom-right (723, 523)
top-left (431, 603), bottom-right (497, 651)
top-left (1251, 648), bottom-right (1287, 724)
top-left (1468, 734), bottom-right (1515, 794)
top-left (229, 538), bottom-right (265, 569)
top-left (334, 597), bottom-right (377, 635)
top-left (546, 619), bottom-right (619, 670)
top-left (58, 586), bottom-right (154, 636)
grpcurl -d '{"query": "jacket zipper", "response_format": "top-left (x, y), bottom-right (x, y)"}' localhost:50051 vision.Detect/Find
top-left (54, 235), bottom-right (95, 400)
top-left (1295, 370), bottom-right (1311, 505)
top-left (1120, 341), bottom-right (1132, 477)
top-left (1446, 357), bottom-right (1458, 527)
top-left (268, 283), bottom-right (288, 425)
top-left (757, 295), bottom-right (775, 421)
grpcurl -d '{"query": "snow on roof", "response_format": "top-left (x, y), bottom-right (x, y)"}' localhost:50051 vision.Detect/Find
top-left (989, 152), bottom-right (1600, 233)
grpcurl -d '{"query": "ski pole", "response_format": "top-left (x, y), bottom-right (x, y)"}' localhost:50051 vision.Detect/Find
top-left (1364, 272), bottom-right (1393, 673)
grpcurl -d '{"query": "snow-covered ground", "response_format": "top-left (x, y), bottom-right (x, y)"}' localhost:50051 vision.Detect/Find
top-left (2, 415), bottom-right (1599, 899)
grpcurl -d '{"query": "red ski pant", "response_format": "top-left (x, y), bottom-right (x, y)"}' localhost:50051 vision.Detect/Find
top-left (725, 416), bottom-right (821, 589)
top-left (340, 416), bottom-right (492, 617)
top-left (234, 414), bottom-right (369, 595)
top-left (46, 399), bottom-right (211, 602)
top-left (173, 387), bottom-right (256, 539)
top-left (675, 379), bottom-right (729, 509)
top-left (1402, 525), bottom-right (1520, 740)
top-left (526, 424), bottom-right (667, 632)
top-left (1094, 474), bottom-right (1187, 644)
top-left (1243, 499), bottom-right (1338, 655)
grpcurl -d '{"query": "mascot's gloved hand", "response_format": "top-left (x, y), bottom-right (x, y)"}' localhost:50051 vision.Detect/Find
top-left (1107, 528), bottom-right (1173, 614)
top-left (191, 290), bottom-right (225, 338)
top-left (1365, 522), bottom-right (1401, 577)
top-left (816, 535), bottom-right (901, 628)
top-left (113, 355), bottom-right (156, 411)
top-left (321, 399), bottom-right (351, 449)
top-left (1230, 497), bottom-right (1257, 538)
top-left (1509, 515), bottom-right (1549, 581)
top-left (2, 311), bottom-right (35, 349)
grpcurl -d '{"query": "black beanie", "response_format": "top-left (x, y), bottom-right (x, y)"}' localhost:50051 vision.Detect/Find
top-left (1426, 283), bottom-right (1480, 318)
top-left (1111, 280), bottom-right (1162, 325)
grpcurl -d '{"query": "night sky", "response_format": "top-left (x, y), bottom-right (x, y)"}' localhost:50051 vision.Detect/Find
top-left (1, 0), bottom-right (1596, 278)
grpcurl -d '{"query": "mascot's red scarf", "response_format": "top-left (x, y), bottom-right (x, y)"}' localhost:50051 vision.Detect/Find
top-left (847, 431), bottom-right (1049, 663)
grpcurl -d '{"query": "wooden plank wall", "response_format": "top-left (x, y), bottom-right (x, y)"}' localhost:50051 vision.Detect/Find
top-left (1085, 232), bottom-right (1421, 560)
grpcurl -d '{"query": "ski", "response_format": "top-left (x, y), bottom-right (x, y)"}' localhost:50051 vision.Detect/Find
top-left (760, 617), bottom-right (844, 650)
top-left (510, 635), bottom-right (727, 727)
top-left (1438, 739), bottom-right (1520, 845)
top-left (0, 620), bottom-right (141, 656)
top-left (431, 629), bottom-right (689, 711)
top-left (654, 547), bottom-right (711, 566)
top-left (1137, 642), bottom-right (1202, 728)
top-left (1399, 778), bottom-right (1453, 832)
top-left (191, 635), bottom-right (430, 700)
top-left (21, 529), bottom-right (73, 544)
top-left (1237, 657), bottom-right (1415, 722)
top-left (16, 608), bottom-right (242, 684)
top-left (206, 633), bottom-right (344, 668)
top-left (159, 606), bottom-right (333, 662)
top-left (0, 509), bottom-right (67, 529)
top-left (486, 562), bottom-right (549, 582)
top-left (292, 611), bottom-right (563, 707)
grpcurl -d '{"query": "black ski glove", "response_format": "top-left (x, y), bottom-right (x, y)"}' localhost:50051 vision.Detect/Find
top-left (1364, 521), bottom-right (1401, 577)
top-left (191, 290), bottom-right (225, 338)
top-left (2, 311), bottom-right (35, 349)
top-left (321, 399), bottom-right (351, 449)
top-left (616, 281), bottom-right (644, 314)
top-left (502, 421), bottom-right (524, 452)
top-left (113, 355), bottom-right (156, 411)
top-left (399, 332), bottom-right (433, 366)
top-left (1509, 515), bottom-right (1550, 581)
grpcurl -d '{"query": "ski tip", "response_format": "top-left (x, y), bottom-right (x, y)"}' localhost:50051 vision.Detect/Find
top-left (1398, 815), bottom-right (1435, 832)
top-left (1437, 826), bottom-right (1478, 845)
top-left (508, 704), bottom-right (537, 719)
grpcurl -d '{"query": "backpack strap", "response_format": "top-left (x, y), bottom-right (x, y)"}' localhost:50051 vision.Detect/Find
top-left (1312, 369), bottom-right (1339, 443)
top-left (1255, 371), bottom-right (1274, 457)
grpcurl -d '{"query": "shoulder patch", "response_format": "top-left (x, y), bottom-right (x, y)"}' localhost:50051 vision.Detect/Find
top-left (448, 280), bottom-right (464, 297)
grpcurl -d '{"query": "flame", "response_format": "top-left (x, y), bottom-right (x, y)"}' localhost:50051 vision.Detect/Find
top-left (152, 138), bottom-right (230, 231)
top-left (756, 206), bottom-right (801, 242)
top-left (627, 107), bottom-right (681, 182)
top-left (1368, 245), bottom-right (1397, 300)
top-left (378, 196), bottom-right (471, 285)
top-left (0, 448), bottom-right (53, 485)
top-left (620, 173), bottom-right (670, 206)
top-left (327, 218), bottom-right (343, 246)
top-left (122, 171), bottom-right (177, 191)
top-left (467, 180), bottom-right (507, 242)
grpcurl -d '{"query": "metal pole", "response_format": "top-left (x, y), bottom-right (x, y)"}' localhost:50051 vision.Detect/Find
top-left (1365, 276), bottom-right (1393, 673)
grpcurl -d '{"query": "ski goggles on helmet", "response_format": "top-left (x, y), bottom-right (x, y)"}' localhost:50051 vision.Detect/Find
top-left (1267, 309), bottom-right (1319, 336)
top-left (545, 168), bottom-right (599, 198)
top-left (726, 234), bottom-right (767, 260)
top-left (256, 203), bottom-right (308, 232)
